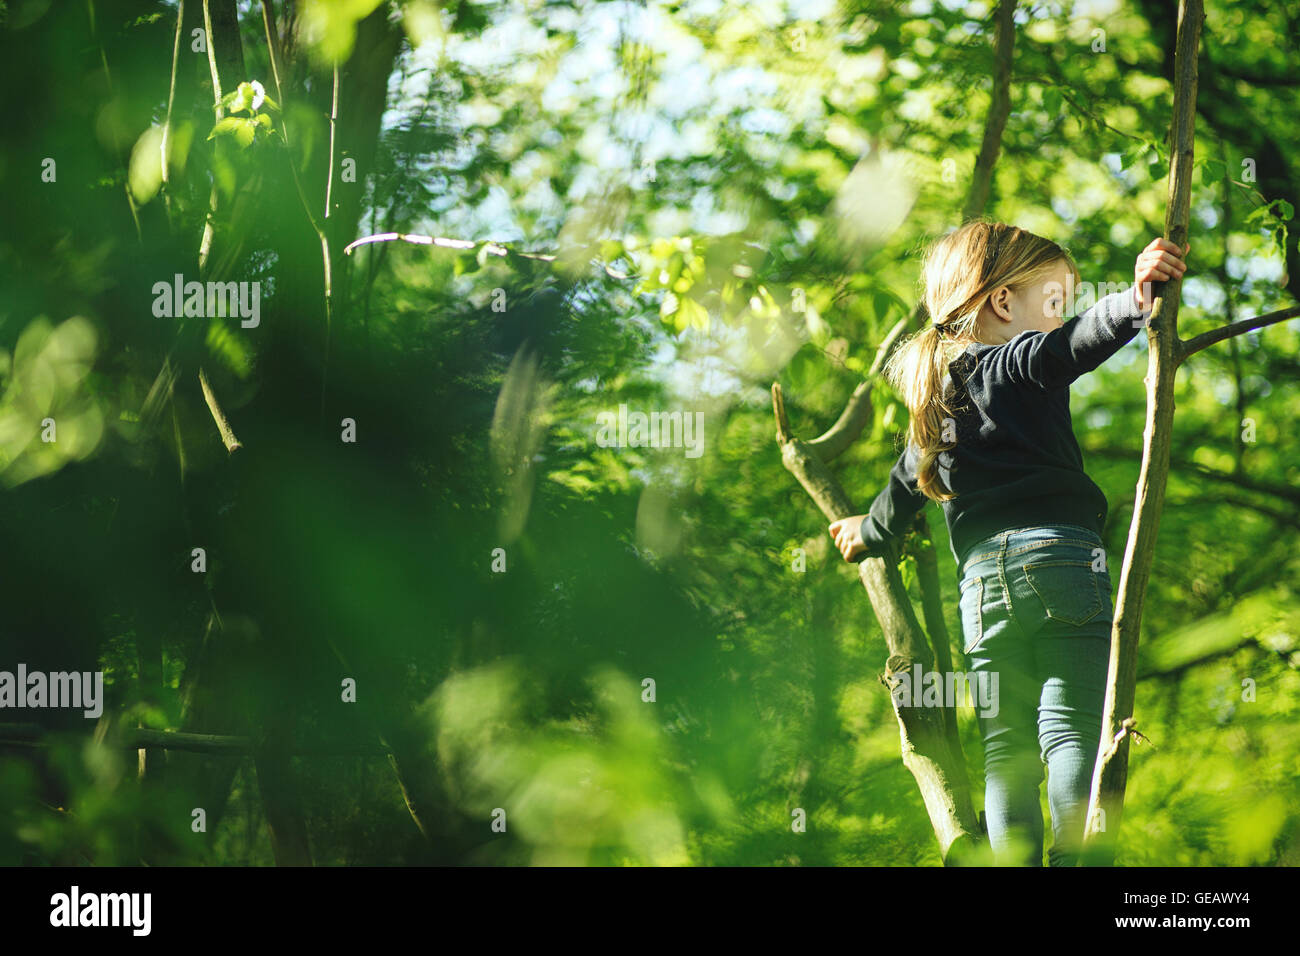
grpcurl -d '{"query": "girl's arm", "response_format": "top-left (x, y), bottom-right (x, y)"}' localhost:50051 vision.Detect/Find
top-left (829, 441), bottom-right (926, 563)
top-left (995, 238), bottom-right (1189, 389)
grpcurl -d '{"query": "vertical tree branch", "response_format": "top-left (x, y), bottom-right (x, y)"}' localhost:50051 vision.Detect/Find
top-left (912, 513), bottom-right (963, 757)
top-left (1083, 0), bottom-right (1204, 863)
top-left (160, 0), bottom-right (184, 219)
top-left (320, 63), bottom-right (339, 423)
top-left (325, 63), bottom-right (339, 224)
top-left (961, 0), bottom-right (1016, 222)
top-left (199, 0), bottom-right (247, 275)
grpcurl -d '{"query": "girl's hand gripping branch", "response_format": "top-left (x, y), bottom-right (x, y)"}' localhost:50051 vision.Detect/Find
top-left (829, 515), bottom-right (869, 563)
top-left (1133, 238), bottom-right (1190, 313)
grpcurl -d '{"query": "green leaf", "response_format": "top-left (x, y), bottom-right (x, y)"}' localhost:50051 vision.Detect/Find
top-left (234, 119), bottom-right (256, 148)
top-left (1120, 142), bottom-right (1150, 171)
top-left (659, 291), bottom-right (680, 319)
top-left (128, 125), bottom-right (164, 205)
top-left (872, 291), bottom-right (892, 321)
top-left (677, 296), bottom-right (709, 331)
top-left (1275, 199), bottom-right (1294, 221)
top-left (1199, 158), bottom-right (1227, 186)
top-left (1042, 87), bottom-right (1063, 117)
top-left (207, 116), bottom-right (245, 140)
top-left (231, 81), bottom-right (256, 114)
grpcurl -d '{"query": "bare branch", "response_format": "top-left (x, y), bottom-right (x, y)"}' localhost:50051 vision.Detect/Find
top-left (325, 63), bottom-right (339, 222)
top-left (320, 62), bottom-right (339, 423)
top-left (1085, 0), bottom-right (1204, 860)
top-left (160, 0), bottom-right (184, 202)
top-left (1087, 443), bottom-right (1300, 508)
top-left (961, 0), bottom-right (1016, 222)
top-left (805, 317), bottom-right (907, 463)
top-left (1178, 304), bottom-right (1300, 360)
top-left (342, 231), bottom-right (633, 279)
top-left (0, 723), bottom-right (391, 756)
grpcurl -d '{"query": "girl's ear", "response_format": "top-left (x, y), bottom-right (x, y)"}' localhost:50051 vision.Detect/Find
top-left (985, 285), bottom-right (1014, 322)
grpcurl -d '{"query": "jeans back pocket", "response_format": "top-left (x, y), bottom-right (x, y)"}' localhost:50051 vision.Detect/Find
top-left (1023, 559), bottom-right (1103, 626)
top-left (958, 573), bottom-right (984, 655)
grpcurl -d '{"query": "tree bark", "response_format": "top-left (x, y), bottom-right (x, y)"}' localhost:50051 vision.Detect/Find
top-left (772, 385), bottom-right (981, 864)
top-left (1082, 0), bottom-right (1204, 863)
top-left (962, 0), bottom-right (1016, 222)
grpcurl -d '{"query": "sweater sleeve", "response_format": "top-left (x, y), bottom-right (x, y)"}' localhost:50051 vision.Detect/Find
top-left (996, 286), bottom-right (1146, 389)
top-left (857, 440), bottom-right (927, 558)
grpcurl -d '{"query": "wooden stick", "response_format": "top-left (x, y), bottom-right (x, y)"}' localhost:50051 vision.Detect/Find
top-left (199, 366), bottom-right (243, 453)
top-left (1083, 0), bottom-right (1205, 863)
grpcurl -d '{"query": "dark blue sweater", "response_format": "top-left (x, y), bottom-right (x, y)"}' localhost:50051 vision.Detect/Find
top-left (858, 287), bottom-right (1145, 568)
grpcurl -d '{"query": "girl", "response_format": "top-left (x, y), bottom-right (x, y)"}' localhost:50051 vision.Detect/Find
top-left (827, 221), bottom-right (1189, 866)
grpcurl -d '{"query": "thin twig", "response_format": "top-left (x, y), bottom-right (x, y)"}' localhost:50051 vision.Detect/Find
top-left (199, 366), bottom-right (243, 453)
top-left (161, 0), bottom-right (184, 218)
top-left (342, 232), bottom-right (633, 279)
top-left (320, 61), bottom-right (339, 425)
top-left (325, 63), bottom-right (338, 222)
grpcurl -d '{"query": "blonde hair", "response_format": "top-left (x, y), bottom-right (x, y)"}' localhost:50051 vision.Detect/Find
top-left (883, 220), bottom-right (1082, 502)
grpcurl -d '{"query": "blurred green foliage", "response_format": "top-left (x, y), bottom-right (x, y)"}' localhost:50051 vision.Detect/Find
top-left (0, 0), bottom-right (1297, 866)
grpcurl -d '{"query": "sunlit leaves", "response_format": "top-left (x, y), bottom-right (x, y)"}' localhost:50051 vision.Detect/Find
top-left (220, 80), bottom-right (277, 116)
top-left (669, 294), bottom-right (709, 333)
top-left (209, 81), bottom-right (279, 149)
top-left (1243, 198), bottom-right (1293, 267)
top-left (636, 236), bottom-right (713, 333)
top-left (208, 116), bottom-right (259, 148)
top-left (428, 661), bottom-right (691, 865)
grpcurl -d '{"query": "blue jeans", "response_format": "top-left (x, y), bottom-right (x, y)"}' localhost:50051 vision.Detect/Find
top-left (957, 524), bottom-right (1113, 867)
